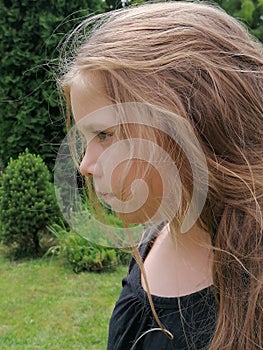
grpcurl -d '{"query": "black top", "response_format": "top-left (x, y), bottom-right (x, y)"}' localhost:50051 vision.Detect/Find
top-left (107, 223), bottom-right (217, 350)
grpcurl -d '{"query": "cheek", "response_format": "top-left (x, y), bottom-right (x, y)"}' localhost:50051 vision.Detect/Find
top-left (111, 160), bottom-right (163, 195)
top-left (109, 161), bottom-right (134, 199)
top-left (110, 160), bottom-right (164, 223)
top-left (150, 165), bottom-right (163, 197)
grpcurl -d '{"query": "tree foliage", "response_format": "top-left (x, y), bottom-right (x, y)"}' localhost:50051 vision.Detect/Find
top-left (0, 0), bottom-right (106, 169)
top-left (216, 0), bottom-right (263, 41)
top-left (0, 149), bottom-right (60, 257)
top-left (0, 0), bottom-right (261, 171)
top-left (135, 0), bottom-right (263, 42)
top-left (105, 0), bottom-right (144, 10)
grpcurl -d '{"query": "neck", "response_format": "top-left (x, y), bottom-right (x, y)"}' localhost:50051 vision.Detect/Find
top-left (141, 223), bottom-right (213, 297)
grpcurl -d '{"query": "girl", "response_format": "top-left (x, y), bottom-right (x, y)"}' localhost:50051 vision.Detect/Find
top-left (59, 2), bottom-right (263, 349)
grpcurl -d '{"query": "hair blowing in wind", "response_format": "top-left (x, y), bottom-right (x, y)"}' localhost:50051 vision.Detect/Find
top-left (58, 2), bottom-right (263, 349)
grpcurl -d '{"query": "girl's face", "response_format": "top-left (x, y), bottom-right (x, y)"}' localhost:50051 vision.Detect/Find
top-left (70, 73), bottom-right (164, 224)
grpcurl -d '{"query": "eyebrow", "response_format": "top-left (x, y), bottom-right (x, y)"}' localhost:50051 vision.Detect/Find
top-left (76, 109), bottom-right (118, 131)
top-left (78, 122), bottom-right (116, 132)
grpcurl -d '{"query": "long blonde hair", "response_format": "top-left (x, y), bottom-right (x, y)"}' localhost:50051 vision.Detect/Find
top-left (59, 2), bottom-right (263, 348)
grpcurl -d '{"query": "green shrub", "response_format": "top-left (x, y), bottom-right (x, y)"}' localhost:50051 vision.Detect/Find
top-left (115, 248), bottom-right (131, 266)
top-left (217, 0), bottom-right (263, 42)
top-left (76, 193), bottom-right (132, 266)
top-left (47, 223), bottom-right (120, 273)
top-left (138, 0), bottom-right (263, 42)
top-left (0, 150), bottom-right (60, 258)
top-left (0, 0), bottom-right (106, 170)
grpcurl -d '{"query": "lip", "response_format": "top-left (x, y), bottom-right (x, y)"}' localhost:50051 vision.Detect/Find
top-left (97, 191), bottom-right (115, 202)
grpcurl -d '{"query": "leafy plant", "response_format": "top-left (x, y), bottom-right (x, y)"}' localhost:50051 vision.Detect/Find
top-left (216, 0), bottom-right (263, 42)
top-left (47, 223), bottom-right (121, 273)
top-left (0, 149), bottom-right (60, 258)
top-left (136, 0), bottom-right (263, 42)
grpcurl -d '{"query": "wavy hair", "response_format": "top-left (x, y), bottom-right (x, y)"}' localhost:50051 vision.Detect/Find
top-left (59, 2), bottom-right (263, 348)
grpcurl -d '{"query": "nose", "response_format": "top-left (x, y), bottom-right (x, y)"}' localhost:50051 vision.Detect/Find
top-left (79, 140), bottom-right (102, 177)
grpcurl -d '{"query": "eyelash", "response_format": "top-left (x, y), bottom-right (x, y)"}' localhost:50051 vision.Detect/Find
top-left (92, 130), bottom-right (113, 142)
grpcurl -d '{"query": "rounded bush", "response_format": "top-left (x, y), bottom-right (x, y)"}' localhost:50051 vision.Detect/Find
top-left (0, 149), bottom-right (59, 257)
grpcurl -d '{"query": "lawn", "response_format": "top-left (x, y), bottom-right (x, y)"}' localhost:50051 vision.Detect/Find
top-left (0, 248), bottom-right (127, 350)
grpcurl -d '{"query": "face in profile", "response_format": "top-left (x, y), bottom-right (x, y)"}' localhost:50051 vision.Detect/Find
top-left (70, 73), bottom-right (169, 225)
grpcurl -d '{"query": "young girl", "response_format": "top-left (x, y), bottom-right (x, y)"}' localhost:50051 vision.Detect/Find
top-left (59, 2), bottom-right (263, 349)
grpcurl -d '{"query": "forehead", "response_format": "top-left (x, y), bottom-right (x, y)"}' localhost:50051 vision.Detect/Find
top-left (70, 73), bottom-right (112, 123)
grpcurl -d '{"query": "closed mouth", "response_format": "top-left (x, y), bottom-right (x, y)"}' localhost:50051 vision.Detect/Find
top-left (97, 192), bottom-right (115, 201)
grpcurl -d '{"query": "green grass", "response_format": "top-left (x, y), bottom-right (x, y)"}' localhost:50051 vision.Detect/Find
top-left (0, 247), bottom-right (127, 350)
